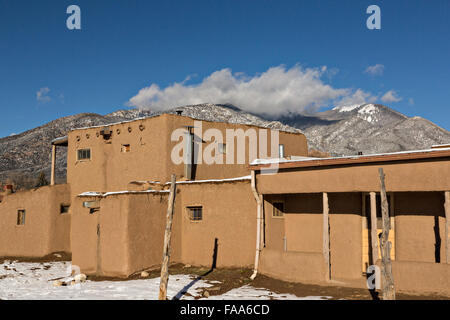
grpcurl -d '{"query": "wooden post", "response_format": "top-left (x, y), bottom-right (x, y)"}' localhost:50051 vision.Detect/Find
top-left (370, 192), bottom-right (379, 265)
top-left (158, 174), bottom-right (177, 300)
top-left (50, 144), bottom-right (56, 185)
top-left (323, 192), bottom-right (330, 281)
top-left (378, 168), bottom-right (396, 300)
top-left (445, 191), bottom-right (450, 264)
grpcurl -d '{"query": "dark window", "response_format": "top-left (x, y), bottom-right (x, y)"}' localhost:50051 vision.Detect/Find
top-left (272, 202), bottom-right (284, 217)
top-left (17, 210), bottom-right (26, 225)
top-left (77, 149), bottom-right (91, 160)
top-left (187, 206), bottom-right (203, 221)
top-left (60, 204), bottom-right (70, 214)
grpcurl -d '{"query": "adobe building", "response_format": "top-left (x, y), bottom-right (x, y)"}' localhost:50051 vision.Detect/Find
top-left (250, 147), bottom-right (450, 296)
top-left (1, 111), bottom-right (449, 297)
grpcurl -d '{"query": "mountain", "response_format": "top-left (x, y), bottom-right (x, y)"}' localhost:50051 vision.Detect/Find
top-left (0, 103), bottom-right (449, 187)
top-left (276, 103), bottom-right (450, 156)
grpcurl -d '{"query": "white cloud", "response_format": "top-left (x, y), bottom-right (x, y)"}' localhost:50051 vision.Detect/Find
top-left (336, 89), bottom-right (377, 107)
top-left (408, 98), bottom-right (415, 105)
top-left (36, 87), bottom-right (51, 103)
top-left (128, 65), bottom-right (378, 116)
top-left (365, 64), bottom-right (385, 76)
top-left (381, 90), bottom-right (402, 103)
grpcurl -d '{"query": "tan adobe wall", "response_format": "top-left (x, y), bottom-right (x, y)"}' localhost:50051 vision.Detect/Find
top-left (391, 260), bottom-right (450, 296)
top-left (175, 180), bottom-right (256, 268)
top-left (256, 159), bottom-right (450, 194)
top-left (71, 192), bottom-right (169, 277)
top-left (394, 192), bottom-right (446, 263)
top-left (67, 114), bottom-right (307, 197)
top-left (263, 193), bottom-right (363, 281)
top-left (259, 249), bottom-right (327, 284)
top-left (0, 184), bottom-right (71, 258)
top-left (71, 179), bottom-right (257, 277)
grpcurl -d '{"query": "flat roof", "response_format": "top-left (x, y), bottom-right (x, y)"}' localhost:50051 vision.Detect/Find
top-left (250, 147), bottom-right (450, 170)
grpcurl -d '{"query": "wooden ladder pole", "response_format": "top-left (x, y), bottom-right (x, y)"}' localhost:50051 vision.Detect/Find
top-left (158, 174), bottom-right (177, 300)
top-left (378, 168), bottom-right (396, 300)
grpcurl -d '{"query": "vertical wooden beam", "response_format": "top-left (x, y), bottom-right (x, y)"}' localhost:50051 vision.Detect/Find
top-left (50, 144), bottom-right (56, 185)
top-left (159, 174), bottom-right (177, 300)
top-left (445, 191), bottom-right (450, 264)
top-left (378, 168), bottom-right (396, 300)
top-left (370, 192), bottom-right (379, 265)
top-left (323, 192), bottom-right (330, 281)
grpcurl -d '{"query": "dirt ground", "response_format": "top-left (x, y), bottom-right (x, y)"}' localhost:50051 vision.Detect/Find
top-left (92, 263), bottom-right (449, 300)
top-left (1, 256), bottom-right (448, 300)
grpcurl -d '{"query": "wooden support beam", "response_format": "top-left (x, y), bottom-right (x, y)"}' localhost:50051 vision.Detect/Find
top-left (370, 192), bottom-right (379, 265)
top-left (158, 174), bottom-right (177, 300)
top-left (323, 192), bottom-right (330, 281)
top-left (50, 145), bottom-right (56, 186)
top-left (378, 168), bottom-right (396, 300)
top-left (445, 191), bottom-right (450, 264)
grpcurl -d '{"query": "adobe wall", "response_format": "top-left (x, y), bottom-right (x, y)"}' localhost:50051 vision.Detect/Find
top-left (0, 184), bottom-right (71, 258)
top-left (391, 260), bottom-right (450, 296)
top-left (394, 192), bottom-right (446, 263)
top-left (256, 159), bottom-right (450, 194)
top-left (175, 180), bottom-right (256, 268)
top-left (71, 192), bottom-right (169, 277)
top-left (262, 193), bottom-right (363, 281)
top-left (67, 114), bottom-right (308, 197)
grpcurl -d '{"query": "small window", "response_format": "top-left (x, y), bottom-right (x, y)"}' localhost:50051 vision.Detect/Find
top-left (17, 210), bottom-right (26, 225)
top-left (121, 144), bottom-right (131, 153)
top-left (219, 143), bottom-right (226, 154)
top-left (77, 149), bottom-right (91, 160)
top-left (279, 144), bottom-right (285, 158)
top-left (272, 202), bottom-right (284, 217)
top-left (60, 204), bottom-right (70, 214)
top-left (187, 206), bottom-right (203, 221)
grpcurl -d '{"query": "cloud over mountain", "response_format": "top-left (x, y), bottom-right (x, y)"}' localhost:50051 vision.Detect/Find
top-left (128, 65), bottom-right (379, 116)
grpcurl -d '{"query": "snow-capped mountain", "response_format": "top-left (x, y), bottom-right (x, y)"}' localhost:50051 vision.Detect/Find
top-left (0, 103), bottom-right (449, 188)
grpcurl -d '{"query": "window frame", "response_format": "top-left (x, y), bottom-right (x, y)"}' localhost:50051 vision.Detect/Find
top-left (77, 148), bottom-right (91, 161)
top-left (272, 201), bottom-right (285, 218)
top-left (187, 206), bottom-right (203, 222)
top-left (17, 209), bottom-right (26, 226)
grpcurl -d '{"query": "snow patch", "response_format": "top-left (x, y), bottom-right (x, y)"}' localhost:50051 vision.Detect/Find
top-left (0, 261), bottom-right (332, 300)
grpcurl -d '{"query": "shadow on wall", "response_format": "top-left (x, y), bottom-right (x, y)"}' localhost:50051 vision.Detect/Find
top-left (172, 237), bottom-right (219, 300)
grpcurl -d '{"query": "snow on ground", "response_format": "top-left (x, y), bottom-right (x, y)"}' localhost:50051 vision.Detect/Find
top-left (0, 261), bottom-right (332, 300)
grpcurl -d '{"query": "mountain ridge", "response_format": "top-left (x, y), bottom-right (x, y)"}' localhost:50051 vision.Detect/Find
top-left (1, 103), bottom-right (449, 187)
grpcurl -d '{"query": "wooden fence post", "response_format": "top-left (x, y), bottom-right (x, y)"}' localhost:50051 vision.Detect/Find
top-left (323, 192), bottom-right (330, 281)
top-left (158, 174), bottom-right (177, 300)
top-left (445, 191), bottom-right (450, 264)
top-left (378, 168), bottom-right (395, 300)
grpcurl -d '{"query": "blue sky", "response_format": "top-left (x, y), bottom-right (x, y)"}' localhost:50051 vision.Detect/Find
top-left (0, 0), bottom-right (449, 137)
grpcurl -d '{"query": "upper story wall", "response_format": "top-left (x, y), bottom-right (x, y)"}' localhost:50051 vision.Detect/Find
top-left (255, 158), bottom-right (450, 194)
top-left (67, 114), bottom-right (308, 196)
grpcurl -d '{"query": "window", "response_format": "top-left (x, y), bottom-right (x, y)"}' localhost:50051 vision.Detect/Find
top-left (17, 210), bottom-right (26, 225)
top-left (121, 144), bottom-right (131, 153)
top-left (272, 202), bottom-right (284, 217)
top-left (187, 206), bottom-right (203, 221)
top-left (219, 143), bottom-right (227, 154)
top-left (60, 204), bottom-right (70, 214)
top-left (77, 149), bottom-right (91, 160)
